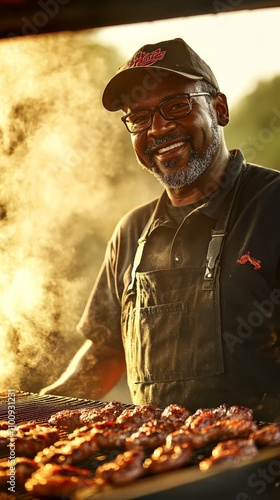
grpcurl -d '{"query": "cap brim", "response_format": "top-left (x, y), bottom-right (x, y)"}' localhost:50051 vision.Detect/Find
top-left (102, 66), bottom-right (203, 111)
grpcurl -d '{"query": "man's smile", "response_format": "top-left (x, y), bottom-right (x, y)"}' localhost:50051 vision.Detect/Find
top-left (157, 141), bottom-right (185, 155)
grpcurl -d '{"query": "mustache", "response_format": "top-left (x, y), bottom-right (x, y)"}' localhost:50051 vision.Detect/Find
top-left (144, 133), bottom-right (192, 156)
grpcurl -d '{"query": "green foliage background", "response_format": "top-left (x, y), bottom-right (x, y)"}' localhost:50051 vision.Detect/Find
top-left (225, 76), bottom-right (280, 171)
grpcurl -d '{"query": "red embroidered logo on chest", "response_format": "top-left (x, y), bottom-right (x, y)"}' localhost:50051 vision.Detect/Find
top-left (128, 48), bottom-right (166, 68)
top-left (237, 252), bottom-right (261, 270)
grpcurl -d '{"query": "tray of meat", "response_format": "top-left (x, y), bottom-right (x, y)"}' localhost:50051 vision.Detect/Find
top-left (0, 392), bottom-right (279, 499)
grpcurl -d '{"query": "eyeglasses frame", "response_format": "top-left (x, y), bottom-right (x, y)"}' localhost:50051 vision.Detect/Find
top-left (121, 92), bottom-right (212, 134)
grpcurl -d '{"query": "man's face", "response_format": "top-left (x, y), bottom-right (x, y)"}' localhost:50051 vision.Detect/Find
top-left (122, 74), bottom-right (223, 190)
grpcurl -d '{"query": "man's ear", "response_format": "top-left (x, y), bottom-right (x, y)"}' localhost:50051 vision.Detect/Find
top-left (213, 93), bottom-right (229, 127)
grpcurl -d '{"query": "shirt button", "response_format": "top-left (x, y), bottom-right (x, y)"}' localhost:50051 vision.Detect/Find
top-left (174, 255), bottom-right (181, 263)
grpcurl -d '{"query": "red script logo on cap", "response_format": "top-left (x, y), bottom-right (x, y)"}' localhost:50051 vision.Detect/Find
top-left (128, 48), bottom-right (166, 68)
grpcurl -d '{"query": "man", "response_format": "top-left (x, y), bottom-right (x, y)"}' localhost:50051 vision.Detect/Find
top-left (41, 38), bottom-right (280, 422)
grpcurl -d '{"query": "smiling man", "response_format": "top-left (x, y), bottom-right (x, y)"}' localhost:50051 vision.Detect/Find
top-left (41, 38), bottom-right (280, 422)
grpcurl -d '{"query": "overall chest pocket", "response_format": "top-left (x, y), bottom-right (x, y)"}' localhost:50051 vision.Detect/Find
top-left (121, 267), bottom-right (224, 383)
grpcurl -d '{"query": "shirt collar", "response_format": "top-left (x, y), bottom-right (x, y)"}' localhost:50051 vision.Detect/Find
top-left (153, 149), bottom-right (244, 225)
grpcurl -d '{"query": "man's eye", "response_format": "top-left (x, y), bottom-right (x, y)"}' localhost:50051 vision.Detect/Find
top-left (131, 113), bottom-right (149, 125)
top-left (167, 102), bottom-right (189, 114)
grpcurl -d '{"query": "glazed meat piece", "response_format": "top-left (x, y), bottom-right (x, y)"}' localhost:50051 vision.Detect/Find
top-left (95, 449), bottom-right (144, 485)
top-left (34, 433), bottom-right (99, 465)
top-left (185, 404), bottom-right (253, 430)
top-left (211, 438), bottom-right (258, 458)
top-left (0, 457), bottom-right (38, 487)
top-left (250, 423), bottom-right (280, 446)
top-left (166, 427), bottom-right (207, 449)
top-left (166, 419), bottom-right (257, 449)
top-left (48, 402), bottom-right (125, 430)
top-left (126, 419), bottom-right (181, 450)
top-left (0, 422), bottom-right (60, 457)
top-left (116, 404), bottom-right (162, 426)
top-left (199, 438), bottom-right (258, 471)
top-left (16, 422), bottom-right (61, 456)
top-left (143, 443), bottom-right (192, 474)
top-left (48, 408), bottom-right (87, 430)
top-left (89, 421), bottom-right (137, 449)
top-left (161, 404), bottom-right (191, 423)
top-left (185, 409), bottom-right (216, 430)
top-left (198, 418), bottom-right (257, 442)
top-left (199, 453), bottom-right (245, 470)
top-left (25, 463), bottom-right (100, 497)
top-left (79, 401), bottom-right (126, 426)
top-left (214, 404), bottom-right (254, 421)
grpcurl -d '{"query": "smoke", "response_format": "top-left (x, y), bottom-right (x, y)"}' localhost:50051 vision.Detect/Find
top-left (0, 31), bottom-right (150, 392)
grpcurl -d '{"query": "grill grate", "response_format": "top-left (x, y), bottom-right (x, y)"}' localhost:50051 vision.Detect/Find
top-left (0, 391), bottom-right (133, 499)
top-left (0, 391), bottom-right (109, 425)
top-left (1, 392), bottom-right (280, 500)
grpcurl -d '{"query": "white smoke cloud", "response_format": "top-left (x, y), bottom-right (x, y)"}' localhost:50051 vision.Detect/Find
top-left (0, 30), bottom-right (160, 398)
top-left (0, 31), bottom-right (127, 391)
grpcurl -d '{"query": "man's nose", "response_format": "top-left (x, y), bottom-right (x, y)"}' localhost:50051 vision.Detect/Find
top-left (147, 109), bottom-right (176, 135)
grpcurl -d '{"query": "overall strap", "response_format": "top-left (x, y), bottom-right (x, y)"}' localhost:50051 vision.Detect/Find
top-left (203, 163), bottom-right (246, 290)
top-left (127, 211), bottom-right (156, 291)
top-left (128, 163), bottom-right (246, 292)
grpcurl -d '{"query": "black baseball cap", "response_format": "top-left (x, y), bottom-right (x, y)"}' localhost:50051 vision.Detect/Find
top-left (102, 38), bottom-right (220, 111)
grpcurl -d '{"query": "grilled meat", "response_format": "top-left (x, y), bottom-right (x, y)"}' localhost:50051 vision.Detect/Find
top-left (185, 404), bottom-right (253, 430)
top-left (116, 404), bottom-right (162, 426)
top-left (250, 423), bottom-right (280, 446)
top-left (143, 443), bottom-right (192, 474)
top-left (199, 438), bottom-right (258, 471)
top-left (25, 463), bottom-right (100, 496)
top-left (0, 457), bottom-right (38, 486)
top-left (126, 418), bottom-right (182, 450)
top-left (79, 401), bottom-right (126, 426)
top-left (95, 449), bottom-right (145, 485)
top-left (0, 422), bottom-right (60, 457)
top-left (48, 408), bottom-right (87, 430)
top-left (34, 434), bottom-right (99, 465)
top-left (160, 404), bottom-right (191, 423)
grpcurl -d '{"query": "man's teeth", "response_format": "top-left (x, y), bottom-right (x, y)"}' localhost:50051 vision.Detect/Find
top-left (157, 142), bottom-right (184, 154)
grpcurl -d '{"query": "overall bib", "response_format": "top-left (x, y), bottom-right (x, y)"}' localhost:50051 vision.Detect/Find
top-left (121, 168), bottom-right (244, 409)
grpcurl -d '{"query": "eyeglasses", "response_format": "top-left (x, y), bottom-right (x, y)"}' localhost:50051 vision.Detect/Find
top-left (121, 92), bottom-right (211, 134)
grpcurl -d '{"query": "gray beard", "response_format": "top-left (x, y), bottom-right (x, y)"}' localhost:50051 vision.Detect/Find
top-left (142, 116), bottom-right (220, 189)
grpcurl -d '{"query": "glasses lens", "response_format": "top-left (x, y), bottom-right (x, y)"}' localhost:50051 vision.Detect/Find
top-left (125, 110), bottom-right (151, 133)
top-left (161, 96), bottom-right (191, 119)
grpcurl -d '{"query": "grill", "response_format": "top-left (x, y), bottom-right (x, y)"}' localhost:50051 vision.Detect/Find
top-left (0, 391), bottom-right (130, 499)
top-left (0, 391), bottom-right (110, 425)
top-left (1, 392), bottom-right (280, 500)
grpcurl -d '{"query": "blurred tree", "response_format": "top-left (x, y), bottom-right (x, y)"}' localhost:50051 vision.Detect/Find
top-left (225, 75), bottom-right (280, 171)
